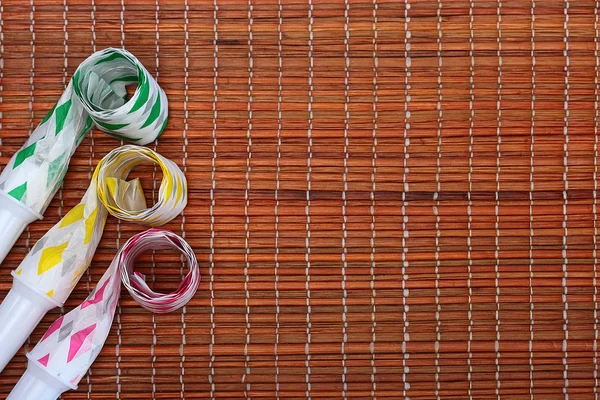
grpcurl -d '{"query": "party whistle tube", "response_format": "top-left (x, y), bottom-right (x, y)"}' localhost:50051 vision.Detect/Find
top-left (0, 47), bottom-right (168, 264)
top-left (7, 229), bottom-right (199, 400)
top-left (0, 145), bottom-right (187, 372)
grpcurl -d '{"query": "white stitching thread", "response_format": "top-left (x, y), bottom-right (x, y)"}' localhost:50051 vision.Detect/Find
top-left (120, 0), bottom-right (125, 48)
top-left (467, 1), bottom-right (475, 398)
top-left (28, 0), bottom-right (35, 139)
top-left (594, 5), bottom-right (599, 398)
top-left (242, 2), bottom-right (254, 397)
top-left (495, 2), bottom-right (503, 398)
top-left (370, 0), bottom-right (379, 398)
top-left (402, 1), bottom-right (411, 397)
top-left (562, 1), bottom-right (571, 398)
top-left (305, 1), bottom-right (314, 397)
top-left (274, 1), bottom-right (283, 398)
top-left (434, 1), bottom-right (442, 398)
top-left (90, 0), bottom-right (96, 53)
top-left (529, 1), bottom-right (536, 399)
top-left (208, 2), bottom-right (219, 398)
top-left (341, 0), bottom-right (350, 397)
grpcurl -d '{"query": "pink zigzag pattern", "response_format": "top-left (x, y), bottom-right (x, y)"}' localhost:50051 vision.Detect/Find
top-left (67, 323), bottom-right (96, 363)
top-left (41, 315), bottom-right (64, 342)
top-left (80, 279), bottom-right (110, 310)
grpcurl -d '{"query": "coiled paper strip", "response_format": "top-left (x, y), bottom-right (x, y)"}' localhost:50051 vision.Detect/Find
top-left (0, 48), bottom-right (168, 216)
top-left (28, 228), bottom-right (199, 387)
top-left (12, 145), bottom-right (187, 307)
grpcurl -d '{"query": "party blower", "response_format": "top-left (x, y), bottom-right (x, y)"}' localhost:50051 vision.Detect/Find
top-left (0, 145), bottom-right (188, 373)
top-left (0, 47), bottom-right (168, 264)
top-left (7, 229), bottom-right (199, 400)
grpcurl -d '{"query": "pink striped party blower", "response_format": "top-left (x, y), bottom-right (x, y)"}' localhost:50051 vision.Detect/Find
top-left (7, 228), bottom-right (199, 400)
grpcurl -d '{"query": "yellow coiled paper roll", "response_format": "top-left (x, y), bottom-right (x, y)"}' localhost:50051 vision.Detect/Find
top-left (94, 145), bottom-right (187, 226)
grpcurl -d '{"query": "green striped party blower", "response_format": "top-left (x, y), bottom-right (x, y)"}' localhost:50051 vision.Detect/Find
top-left (0, 48), bottom-right (168, 264)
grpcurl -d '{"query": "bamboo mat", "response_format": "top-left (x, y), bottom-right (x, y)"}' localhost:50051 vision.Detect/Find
top-left (0, 0), bottom-right (599, 399)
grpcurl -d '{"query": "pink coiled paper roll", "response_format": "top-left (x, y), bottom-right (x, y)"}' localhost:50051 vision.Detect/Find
top-left (7, 228), bottom-right (200, 400)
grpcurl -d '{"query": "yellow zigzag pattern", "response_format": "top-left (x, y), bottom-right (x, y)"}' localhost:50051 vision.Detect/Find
top-left (59, 204), bottom-right (85, 228)
top-left (38, 242), bottom-right (69, 276)
top-left (58, 203), bottom-right (98, 245)
top-left (84, 207), bottom-right (98, 244)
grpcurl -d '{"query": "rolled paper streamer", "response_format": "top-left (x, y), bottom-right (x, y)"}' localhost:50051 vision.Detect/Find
top-left (0, 145), bottom-right (187, 372)
top-left (7, 228), bottom-right (199, 400)
top-left (0, 47), bottom-right (168, 264)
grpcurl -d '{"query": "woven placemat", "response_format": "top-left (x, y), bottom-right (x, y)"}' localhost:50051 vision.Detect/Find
top-left (0, 0), bottom-right (598, 399)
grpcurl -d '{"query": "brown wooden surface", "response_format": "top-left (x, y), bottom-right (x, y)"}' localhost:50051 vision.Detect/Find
top-left (1, 0), bottom-right (599, 399)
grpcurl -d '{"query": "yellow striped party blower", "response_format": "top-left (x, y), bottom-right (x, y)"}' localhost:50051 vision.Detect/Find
top-left (0, 48), bottom-right (168, 264)
top-left (0, 145), bottom-right (187, 372)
